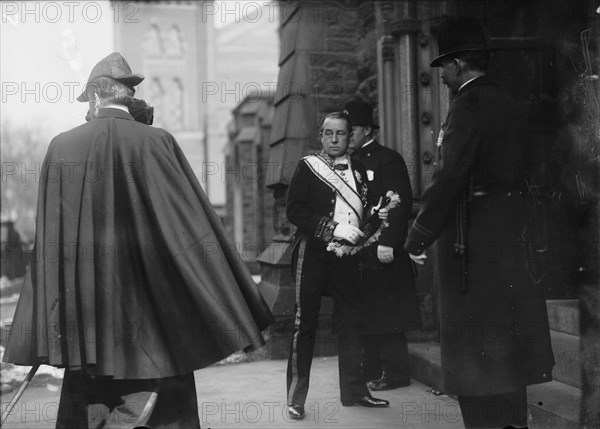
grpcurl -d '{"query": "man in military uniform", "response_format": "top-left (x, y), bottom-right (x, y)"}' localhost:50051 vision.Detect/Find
top-left (344, 100), bottom-right (421, 391)
top-left (405, 17), bottom-right (555, 428)
top-left (286, 112), bottom-right (390, 420)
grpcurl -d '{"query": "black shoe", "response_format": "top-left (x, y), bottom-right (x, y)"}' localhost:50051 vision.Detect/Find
top-left (367, 377), bottom-right (411, 391)
top-left (287, 404), bottom-right (305, 420)
top-left (341, 395), bottom-right (389, 407)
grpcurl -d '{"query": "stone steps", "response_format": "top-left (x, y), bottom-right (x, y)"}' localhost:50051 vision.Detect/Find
top-left (546, 299), bottom-right (579, 336)
top-left (408, 342), bottom-right (580, 428)
top-left (408, 323), bottom-right (581, 428)
top-left (550, 330), bottom-right (581, 388)
top-left (407, 329), bottom-right (582, 390)
top-left (407, 341), bottom-right (444, 392)
top-left (528, 380), bottom-right (581, 429)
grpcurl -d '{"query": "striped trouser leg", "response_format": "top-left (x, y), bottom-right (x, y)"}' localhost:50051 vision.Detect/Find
top-left (286, 239), bottom-right (324, 406)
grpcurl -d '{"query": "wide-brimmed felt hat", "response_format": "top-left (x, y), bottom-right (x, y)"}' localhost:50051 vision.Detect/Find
top-left (342, 100), bottom-right (379, 129)
top-left (77, 52), bottom-right (144, 102)
top-left (430, 16), bottom-right (492, 67)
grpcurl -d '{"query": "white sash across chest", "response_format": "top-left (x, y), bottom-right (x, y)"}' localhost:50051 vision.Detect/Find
top-left (303, 155), bottom-right (363, 224)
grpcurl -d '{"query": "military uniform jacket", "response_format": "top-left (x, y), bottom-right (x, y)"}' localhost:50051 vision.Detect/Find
top-left (286, 155), bottom-right (371, 246)
top-left (351, 141), bottom-right (421, 334)
top-left (405, 76), bottom-right (554, 395)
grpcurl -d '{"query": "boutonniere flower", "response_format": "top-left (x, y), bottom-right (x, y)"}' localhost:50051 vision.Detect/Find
top-left (353, 170), bottom-right (362, 183)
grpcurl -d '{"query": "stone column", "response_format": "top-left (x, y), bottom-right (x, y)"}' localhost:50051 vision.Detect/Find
top-left (580, 4), bottom-right (600, 427)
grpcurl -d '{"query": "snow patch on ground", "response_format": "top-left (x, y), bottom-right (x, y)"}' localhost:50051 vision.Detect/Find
top-left (0, 346), bottom-right (64, 394)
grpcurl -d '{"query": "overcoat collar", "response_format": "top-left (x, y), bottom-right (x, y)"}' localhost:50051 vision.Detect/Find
top-left (96, 107), bottom-right (135, 121)
top-left (352, 139), bottom-right (382, 159)
top-left (456, 75), bottom-right (493, 96)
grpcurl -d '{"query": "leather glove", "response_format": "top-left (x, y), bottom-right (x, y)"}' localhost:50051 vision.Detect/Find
top-left (333, 224), bottom-right (364, 244)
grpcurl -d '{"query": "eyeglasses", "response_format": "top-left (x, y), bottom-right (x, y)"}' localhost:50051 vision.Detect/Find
top-left (322, 129), bottom-right (349, 139)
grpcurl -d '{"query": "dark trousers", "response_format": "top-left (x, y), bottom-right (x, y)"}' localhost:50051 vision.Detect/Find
top-left (361, 333), bottom-right (410, 382)
top-left (286, 238), bottom-right (368, 405)
top-left (458, 389), bottom-right (528, 428)
top-left (56, 370), bottom-right (201, 429)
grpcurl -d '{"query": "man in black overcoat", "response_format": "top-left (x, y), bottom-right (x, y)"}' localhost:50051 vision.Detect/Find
top-left (344, 100), bottom-right (421, 390)
top-left (405, 17), bottom-right (555, 428)
top-left (3, 52), bottom-right (274, 428)
top-left (285, 112), bottom-right (390, 420)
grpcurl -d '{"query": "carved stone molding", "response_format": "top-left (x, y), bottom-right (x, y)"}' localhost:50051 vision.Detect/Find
top-left (391, 19), bottom-right (421, 35)
top-left (142, 24), bottom-right (163, 57)
top-left (380, 35), bottom-right (395, 62)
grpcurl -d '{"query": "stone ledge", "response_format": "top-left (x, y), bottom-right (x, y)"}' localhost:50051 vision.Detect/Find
top-left (408, 341), bottom-right (581, 429)
top-left (546, 300), bottom-right (579, 336)
top-left (408, 341), bottom-right (443, 392)
top-left (528, 380), bottom-right (581, 429)
top-left (550, 330), bottom-right (581, 388)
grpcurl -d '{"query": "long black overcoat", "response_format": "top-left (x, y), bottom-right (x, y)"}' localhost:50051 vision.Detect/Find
top-left (3, 108), bottom-right (274, 379)
top-left (352, 141), bottom-right (421, 334)
top-left (405, 77), bottom-right (555, 395)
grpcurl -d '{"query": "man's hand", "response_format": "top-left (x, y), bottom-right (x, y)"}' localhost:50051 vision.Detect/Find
top-left (370, 197), bottom-right (389, 221)
top-left (377, 207), bottom-right (389, 221)
top-left (409, 252), bottom-right (427, 265)
top-left (377, 245), bottom-right (394, 264)
top-left (333, 224), bottom-right (364, 244)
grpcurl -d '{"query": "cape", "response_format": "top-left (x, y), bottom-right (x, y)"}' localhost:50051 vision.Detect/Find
top-left (3, 108), bottom-right (275, 379)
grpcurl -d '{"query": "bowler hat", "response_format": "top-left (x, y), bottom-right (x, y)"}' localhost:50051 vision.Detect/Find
top-left (77, 52), bottom-right (144, 102)
top-left (430, 16), bottom-right (491, 67)
top-left (342, 100), bottom-right (379, 129)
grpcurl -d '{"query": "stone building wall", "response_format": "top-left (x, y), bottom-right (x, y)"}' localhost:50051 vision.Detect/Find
top-left (225, 95), bottom-right (274, 273)
top-left (209, 10), bottom-right (279, 210)
top-left (115, 1), bottom-right (211, 182)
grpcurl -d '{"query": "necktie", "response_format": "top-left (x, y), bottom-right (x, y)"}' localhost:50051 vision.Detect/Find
top-left (333, 164), bottom-right (348, 171)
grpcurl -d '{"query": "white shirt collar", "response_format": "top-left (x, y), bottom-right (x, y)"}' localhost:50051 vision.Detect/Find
top-left (458, 75), bottom-right (484, 92)
top-left (362, 138), bottom-right (375, 148)
top-left (333, 153), bottom-right (350, 164)
top-left (102, 104), bottom-right (130, 113)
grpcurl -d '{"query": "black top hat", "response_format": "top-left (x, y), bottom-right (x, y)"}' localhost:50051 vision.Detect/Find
top-left (430, 16), bottom-right (491, 67)
top-left (77, 52), bottom-right (145, 102)
top-left (342, 100), bottom-right (379, 129)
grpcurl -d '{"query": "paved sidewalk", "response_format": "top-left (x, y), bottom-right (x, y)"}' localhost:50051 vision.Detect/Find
top-left (1, 357), bottom-right (464, 429)
top-left (196, 357), bottom-right (464, 429)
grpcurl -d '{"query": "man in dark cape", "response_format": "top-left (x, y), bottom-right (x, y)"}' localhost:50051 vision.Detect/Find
top-left (3, 52), bottom-right (274, 429)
